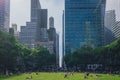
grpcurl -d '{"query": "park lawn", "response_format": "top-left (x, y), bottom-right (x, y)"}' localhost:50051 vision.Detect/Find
top-left (0, 72), bottom-right (120, 80)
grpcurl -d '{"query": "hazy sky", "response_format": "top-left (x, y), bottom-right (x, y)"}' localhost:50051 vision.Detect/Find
top-left (10, 0), bottom-right (64, 31)
top-left (10, 0), bottom-right (120, 66)
top-left (10, 0), bottom-right (120, 29)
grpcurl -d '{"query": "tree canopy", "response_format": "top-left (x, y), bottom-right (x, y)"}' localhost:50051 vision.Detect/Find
top-left (64, 38), bottom-right (120, 71)
top-left (0, 30), bottom-right (56, 74)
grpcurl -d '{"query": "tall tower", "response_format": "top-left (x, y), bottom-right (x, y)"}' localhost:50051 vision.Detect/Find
top-left (49, 17), bottom-right (54, 28)
top-left (64, 0), bottom-right (106, 54)
top-left (105, 10), bottom-right (116, 32)
top-left (48, 17), bottom-right (56, 41)
top-left (0, 0), bottom-right (10, 32)
top-left (31, 0), bottom-right (48, 42)
top-left (31, 0), bottom-right (41, 22)
top-left (104, 10), bottom-right (116, 45)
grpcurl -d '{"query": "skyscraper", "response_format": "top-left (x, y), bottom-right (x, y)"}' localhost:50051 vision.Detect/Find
top-left (36, 9), bottom-right (48, 42)
top-left (48, 17), bottom-right (56, 54)
top-left (56, 33), bottom-right (59, 67)
top-left (19, 0), bottom-right (48, 48)
top-left (19, 0), bottom-right (57, 54)
top-left (48, 17), bottom-right (56, 41)
top-left (105, 10), bottom-right (116, 32)
top-left (0, 0), bottom-right (10, 32)
top-left (64, 0), bottom-right (106, 54)
top-left (114, 21), bottom-right (120, 38)
top-left (104, 10), bottom-right (116, 45)
top-left (31, 0), bottom-right (41, 22)
top-left (49, 17), bottom-right (54, 28)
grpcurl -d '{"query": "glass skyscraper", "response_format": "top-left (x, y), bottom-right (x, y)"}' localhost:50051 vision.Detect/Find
top-left (0, 0), bottom-right (10, 32)
top-left (64, 0), bottom-right (106, 54)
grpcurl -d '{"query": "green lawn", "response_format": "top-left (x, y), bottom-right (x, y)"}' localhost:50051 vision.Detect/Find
top-left (0, 72), bottom-right (120, 80)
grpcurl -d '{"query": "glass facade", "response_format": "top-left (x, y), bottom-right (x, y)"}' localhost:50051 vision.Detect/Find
top-left (64, 0), bottom-right (106, 54)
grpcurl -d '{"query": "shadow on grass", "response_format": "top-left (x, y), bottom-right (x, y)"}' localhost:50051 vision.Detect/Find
top-left (0, 74), bottom-right (22, 79)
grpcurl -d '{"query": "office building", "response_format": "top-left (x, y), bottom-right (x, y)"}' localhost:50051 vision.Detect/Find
top-left (56, 33), bottom-right (59, 67)
top-left (48, 17), bottom-right (56, 41)
top-left (62, 11), bottom-right (65, 67)
top-left (19, 0), bottom-right (48, 48)
top-left (105, 10), bottom-right (116, 32)
top-left (104, 27), bottom-right (116, 45)
top-left (9, 24), bottom-right (19, 40)
top-left (11, 24), bottom-right (19, 39)
top-left (104, 10), bottom-right (116, 45)
top-left (19, 22), bottom-right (37, 49)
top-left (19, 0), bottom-right (58, 54)
top-left (0, 0), bottom-right (10, 32)
top-left (49, 17), bottom-right (54, 28)
top-left (113, 21), bottom-right (120, 38)
top-left (9, 28), bottom-right (14, 35)
top-left (31, 0), bottom-right (41, 22)
top-left (36, 9), bottom-right (48, 42)
top-left (48, 17), bottom-right (57, 54)
top-left (64, 0), bottom-right (106, 54)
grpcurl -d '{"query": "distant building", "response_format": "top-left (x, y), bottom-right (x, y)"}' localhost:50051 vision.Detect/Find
top-left (48, 17), bottom-right (56, 53)
top-left (56, 33), bottom-right (59, 67)
top-left (48, 17), bottom-right (59, 65)
top-left (104, 10), bottom-right (117, 45)
top-left (9, 28), bottom-right (14, 35)
top-left (0, 0), bottom-right (10, 32)
top-left (12, 24), bottom-right (17, 36)
top-left (19, 0), bottom-right (58, 54)
top-left (19, 22), bottom-right (37, 49)
top-left (19, 0), bottom-right (47, 49)
top-left (36, 41), bottom-right (54, 54)
top-left (114, 21), bottom-right (120, 38)
top-left (11, 24), bottom-right (19, 39)
top-left (48, 29), bottom-right (56, 42)
top-left (104, 27), bottom-right (116, 45)
top-left (62, 10), bottom-right (65, 67)
top-left (48, 17), bottom-right (56, 41)
top-left (63, 0), bottom-right (106, 54)
top-left (105, 10), bottom-right (116, 33)
top-left (49, 17), bottom-right (54, 28)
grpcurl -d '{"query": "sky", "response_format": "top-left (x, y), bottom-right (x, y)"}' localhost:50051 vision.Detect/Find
top-left (10, 0), bottom-right (120, 66)
top-left (10, 0), bottom-right (64, 30)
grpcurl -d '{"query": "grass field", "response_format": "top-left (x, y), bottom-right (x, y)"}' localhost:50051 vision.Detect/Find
top-left (0, 72), bottom-right (120, 80)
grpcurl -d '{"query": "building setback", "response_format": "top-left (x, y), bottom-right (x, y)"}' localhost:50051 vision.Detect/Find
top-left (19, 0), bottom-right (59, 55)
top-left (0, 0), bottom-right (10, 32)
top-left (19, 0), bottom-right (48, 49)
top-left (63, 0), bottom-right (106, 54)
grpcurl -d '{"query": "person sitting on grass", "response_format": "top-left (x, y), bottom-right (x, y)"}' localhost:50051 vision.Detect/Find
top-left (26, 75), bottom-right (32, 79)
top-left (84, 72), bottom-right (90, 79)
top-left (64, 73), bottom-right (68, 78)
top-left (71, 71), bottom-right (74, 76)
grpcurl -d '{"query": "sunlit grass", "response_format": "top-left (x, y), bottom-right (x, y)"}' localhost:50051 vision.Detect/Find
top-left (0, 72), bottom-right (120, 80)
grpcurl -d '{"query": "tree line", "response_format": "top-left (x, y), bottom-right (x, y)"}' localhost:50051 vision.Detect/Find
top-left (0, 30), bottom-right (56, 74)
top-left (64, 38), bottom-right (120, 72)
